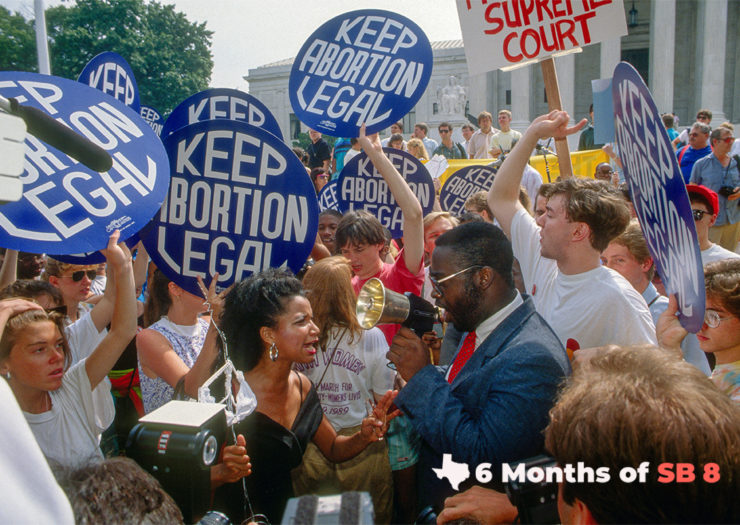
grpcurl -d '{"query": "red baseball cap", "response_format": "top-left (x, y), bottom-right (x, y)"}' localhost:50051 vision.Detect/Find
top-left (686, 184), bottom-right (719, 215)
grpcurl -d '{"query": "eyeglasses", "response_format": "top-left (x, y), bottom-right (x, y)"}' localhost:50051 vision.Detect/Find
top-left (717, 136), bottom-right (735, 145)
top-left (692, 209), bottom-right (710, 221)
top-left (429, 265), bottom-right (483, 294)
top-left (439, 129), bottom-right (450, 133)
top-left (317, 174), bottom-right (329, 180)
top-left (704, 309), bottom-right (734, 329)
top-left (65, 269), bottom-right (97, 282)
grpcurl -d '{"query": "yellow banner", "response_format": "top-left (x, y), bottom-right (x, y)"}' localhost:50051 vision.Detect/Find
top-left (434, 149), bottom-right (610, 187)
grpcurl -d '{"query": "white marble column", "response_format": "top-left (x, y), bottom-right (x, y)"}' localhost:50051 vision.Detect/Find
top-left (468, 73), bottom-right (488, 118)
top-left (555, 53), bottom-right (577, 150)
top-left (510, 65), bottom-right (531, 132)
top-left (699, 0), bottom-right (727, 123)
top-left (649, 0), bottom-right (676, 114)
top-left (600, 38), bottom-right (621, 79)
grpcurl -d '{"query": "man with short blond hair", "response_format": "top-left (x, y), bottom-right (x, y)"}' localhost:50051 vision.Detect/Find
top-left (489, 110), bottom-right (522, 157)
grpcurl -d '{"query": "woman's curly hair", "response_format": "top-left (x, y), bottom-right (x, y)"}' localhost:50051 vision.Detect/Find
top-left (220, 268), bottom-right (303, 371)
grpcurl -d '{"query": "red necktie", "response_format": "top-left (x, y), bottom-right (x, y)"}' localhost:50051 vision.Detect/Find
top-left (448, 331), bottom-right (476, 383)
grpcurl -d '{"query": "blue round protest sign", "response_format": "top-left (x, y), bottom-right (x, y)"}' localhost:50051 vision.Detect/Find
top-left (318, 180), bottom-right (340, 211)
top-left (337, 148), bottom-right (434, 238)
top-left (162, 88), bottom-right (283, 141)
top-left (50, 233), bottom-right (140, 265)
top-left (140, 105), bottom-right (163, 137)
top-left (0, 72), bottom-right (170, 255)
top-left (78, 52), bottom-right (140, 112)
top-left (140, 119), bottom-right (319, 296)
top-left (289, 10), bottom-right (433, 137)
top-left (612, 62), bottom-right (704, 332)
top-left (439, 165), bottom-right (497, 215)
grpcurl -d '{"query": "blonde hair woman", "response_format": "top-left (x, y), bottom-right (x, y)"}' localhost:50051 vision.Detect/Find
top-left (407, 138), bottom-right (429, 160)
top-left (293, 256), bottom-right (396, 524)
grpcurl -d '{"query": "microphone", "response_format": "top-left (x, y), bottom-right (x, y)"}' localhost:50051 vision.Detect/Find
top-left (535, 144), bottom-right (557, 156)
top-left (1, 96), bottom-right (113, 172)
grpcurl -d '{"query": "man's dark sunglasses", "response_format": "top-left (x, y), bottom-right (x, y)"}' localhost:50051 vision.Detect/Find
top-left (692, 209), bottom-right (710, 221)
top-left (68, 269), bottom-right (97, 282)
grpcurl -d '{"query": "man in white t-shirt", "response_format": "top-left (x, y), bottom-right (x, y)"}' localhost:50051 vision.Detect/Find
top-left (487, 110), bottom-right (657, 353)
top-left (686, 184), bottom-right (740, 263)
top-left (489, 110), bottom-right (522, 157)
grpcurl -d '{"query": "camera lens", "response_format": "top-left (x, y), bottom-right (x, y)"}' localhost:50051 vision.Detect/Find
top-left (202, 434), bottom-right (218, 466)
top-left (197, 510), bottom-right (231, 525)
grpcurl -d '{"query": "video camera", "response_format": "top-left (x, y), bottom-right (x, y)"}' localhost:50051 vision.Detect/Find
top-left (126, 401), bottom-right (227, 524)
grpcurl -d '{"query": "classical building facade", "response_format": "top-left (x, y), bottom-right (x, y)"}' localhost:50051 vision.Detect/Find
top-left (245, 0), bottom-right (739, 146)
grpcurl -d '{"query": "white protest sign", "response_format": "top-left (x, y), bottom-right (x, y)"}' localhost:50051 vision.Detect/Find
top-left (456, 0), bottom-right (627, 75)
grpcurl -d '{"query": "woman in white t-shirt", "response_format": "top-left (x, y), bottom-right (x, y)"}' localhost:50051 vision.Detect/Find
top-left (136, 269), bottom-right (211, 413)
top-left (0, 231), bottom-right (137, 468)
top-left (292, 256), bottom-right (395, 524)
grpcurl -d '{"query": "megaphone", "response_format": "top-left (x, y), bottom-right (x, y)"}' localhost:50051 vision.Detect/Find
top-left (356, 278), bottom-right (439, 337)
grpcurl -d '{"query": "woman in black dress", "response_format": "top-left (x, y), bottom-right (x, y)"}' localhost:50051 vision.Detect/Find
top-left (213, 268), bottom-right (396, 524)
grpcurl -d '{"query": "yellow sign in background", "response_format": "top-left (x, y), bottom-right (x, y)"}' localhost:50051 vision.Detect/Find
top-left (435, 150), bottom-right (610, 187)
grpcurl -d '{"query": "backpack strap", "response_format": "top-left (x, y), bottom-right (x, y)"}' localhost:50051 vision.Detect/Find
top-left (678, 145), bottom-right (690, 164)
top-left (456, 142), bottom-right (466, 158)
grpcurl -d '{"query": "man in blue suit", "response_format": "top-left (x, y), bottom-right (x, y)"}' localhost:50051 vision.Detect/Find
top-left (388, 221), bottom-right (570, 514)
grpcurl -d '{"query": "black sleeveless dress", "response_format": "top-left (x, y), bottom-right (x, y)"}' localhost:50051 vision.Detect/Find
top-left (213, 376), bottom-right (323, 523)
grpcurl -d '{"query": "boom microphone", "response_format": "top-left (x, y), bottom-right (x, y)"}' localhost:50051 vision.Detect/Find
top-left (535, 144), bottom-right (557, 156)
top-left (1, 96), bottom-right (113, 172)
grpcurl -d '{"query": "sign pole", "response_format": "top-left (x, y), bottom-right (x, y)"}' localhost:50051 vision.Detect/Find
top-left (540, 57), bottom-right (574, 179)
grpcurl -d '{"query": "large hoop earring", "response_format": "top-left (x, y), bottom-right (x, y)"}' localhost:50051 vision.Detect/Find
top-left (269, 342), bottom-right (279, 362)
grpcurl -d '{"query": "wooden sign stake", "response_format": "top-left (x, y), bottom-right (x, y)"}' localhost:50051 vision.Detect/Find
top-left (540, 57), bottom-right (574, 179)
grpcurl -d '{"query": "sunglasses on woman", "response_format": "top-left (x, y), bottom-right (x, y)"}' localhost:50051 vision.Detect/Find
top-left (66, 269), bottom-right (97, 282)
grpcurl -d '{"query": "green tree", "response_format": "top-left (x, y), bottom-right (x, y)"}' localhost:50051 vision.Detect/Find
top-left (0, 6), bottom-right (38, 73)
top-left (42, 0), bottom-right (213, 114)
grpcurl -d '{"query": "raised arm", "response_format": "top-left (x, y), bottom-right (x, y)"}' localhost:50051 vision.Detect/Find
top-left (85, 231), bottom-right (137, 389)
top-left (488, 111), bottom-right (586, 237)
top-left (132, 241), bottom-right (149, 297)
top-left (358, 124), bottom-right (424, 273)
top-left (183, 275), bottom-right (230, 398)
top-left (88, 261), bottom-right (116, 333)
top-left (0, 249), bottom-right (18, 289)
